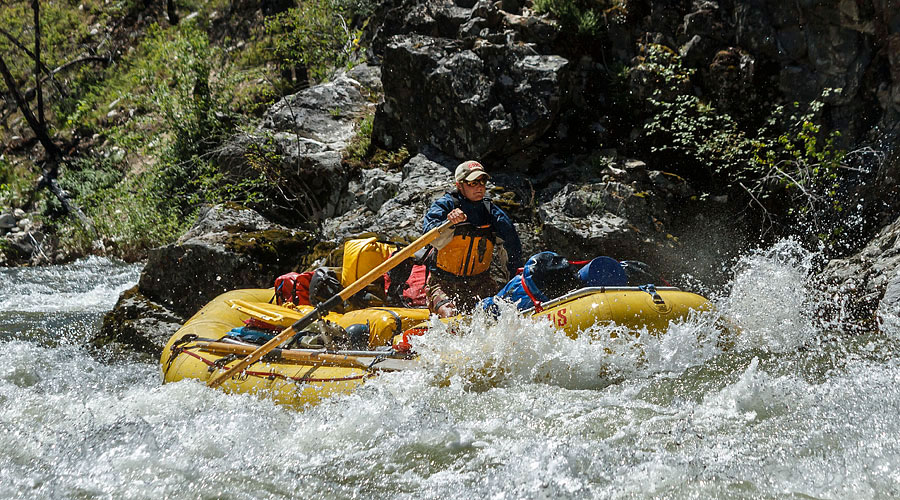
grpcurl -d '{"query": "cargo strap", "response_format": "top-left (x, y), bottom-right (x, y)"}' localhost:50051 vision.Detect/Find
top-left (639, 284), bottom-right (666, 305)
top-left (520, 275), bottom-right (544, 313)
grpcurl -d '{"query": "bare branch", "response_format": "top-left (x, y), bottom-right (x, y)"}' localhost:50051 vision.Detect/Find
top-left (0, 26), bottom-right (53, 78)
top-left (0, 53), bottom-right (61, 158)
top-left (33, 0), bottom-right (45, 129)
top-left (49, 55), bottom-right (110, 75)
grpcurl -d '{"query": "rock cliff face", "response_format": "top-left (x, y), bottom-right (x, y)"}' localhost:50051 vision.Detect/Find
top-left (374, 34), bottom-right (569, 158)
top-left (97, 0), bottom-right (900, 352)
top-left (820, 214), bottom-right (900, 331)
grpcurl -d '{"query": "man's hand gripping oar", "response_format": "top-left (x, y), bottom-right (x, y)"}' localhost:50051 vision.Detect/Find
top-left (206, 220), bottom-right (454, 389)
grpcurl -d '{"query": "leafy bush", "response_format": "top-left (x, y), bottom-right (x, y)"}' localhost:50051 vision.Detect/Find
top-left (56, 175), bottom-right (190, 261)
top-left (740, 97), bottom-right (846, 239)
top-left (532, 0), bottom-right (625, 36)
top-left (52, 20), bottom-right (258, 256)
top-left (628, 44), bottom-right (847, 242)
top-left (263, 0), bottom-right (363, 83)
top-left (0, 0), bottom-right (101, 93)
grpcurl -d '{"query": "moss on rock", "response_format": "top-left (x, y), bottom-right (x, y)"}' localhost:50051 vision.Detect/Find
top-left (224, 228), bottom-right (318, 267)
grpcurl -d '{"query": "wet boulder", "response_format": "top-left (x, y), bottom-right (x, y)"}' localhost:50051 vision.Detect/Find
top-left (93, 286), bottom-right (184, 355)
top-left (96, 204), bottom-right (316, 353)
top-left (819, 214), bottom-right (900, 330)
top-left (879, 274), bottom-right (900, 334)
top-left (137, 204), bottom-right (316, 318)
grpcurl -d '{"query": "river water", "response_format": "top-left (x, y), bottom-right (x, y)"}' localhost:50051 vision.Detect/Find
top-left (1, 243), bottom-right (898, 499)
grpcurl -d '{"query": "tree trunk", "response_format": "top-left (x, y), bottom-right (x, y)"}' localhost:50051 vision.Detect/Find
top-left (166, 0), bottom-right (179, 24)
top-left (33, 0), bottom-right (45, 129)
top-left (0, 1), bottom-right (98, 240)
top-left (0, 54), bottom-right (60, 159)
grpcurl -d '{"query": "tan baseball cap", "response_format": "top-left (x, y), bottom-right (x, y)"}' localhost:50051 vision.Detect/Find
top-left (454, 160), bottom-right (491, 182)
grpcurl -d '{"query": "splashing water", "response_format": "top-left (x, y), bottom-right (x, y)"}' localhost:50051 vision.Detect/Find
top-left (720, 239), bottom-right (822, 352)
top-left (2, 248), bottom-right (900, 499)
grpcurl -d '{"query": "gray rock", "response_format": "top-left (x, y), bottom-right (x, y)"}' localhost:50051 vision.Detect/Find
top-left (374, 34), bottom-right (569, 158)
top-left (359, 168), bottom-right (404, 213)
top-left (323, 153), bottom-right (451, 242)
top-left (137, 204), bottom-right (316, 317)
top-left (213, 131), bottom-right (350, 223)
top-left (537, 183), bottom-right (664, 261)
top-left (346, 63), bottom-right (383, 95)
top-left (269, 132), bottom-right (349, 220)
top-left (262, 73), bottom-right (375, 149)
top-left (879, 273), bottom-right (900, 335)
top-left (0, 213), bottom-right (15, 229)
top-left (93, 286), bottom-right (185, 355)
top-left (178, 204), bottom-right (278, 244)
top-left (820, 214), bottom-right (900, 328)
top-left (775, 26), bottom-right (807, 61)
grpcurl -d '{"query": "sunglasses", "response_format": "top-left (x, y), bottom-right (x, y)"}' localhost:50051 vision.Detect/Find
top-left (464, 178), bottom-right (487, 187)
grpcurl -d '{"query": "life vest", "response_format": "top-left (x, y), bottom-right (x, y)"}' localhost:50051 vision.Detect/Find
top-left (435, 223), bottom-right (496, 276)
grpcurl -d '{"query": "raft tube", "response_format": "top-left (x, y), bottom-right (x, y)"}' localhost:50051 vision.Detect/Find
top-left (160, 286), bottom-right (710, 408)
top-left (159, 288), bottom-right (430, 408)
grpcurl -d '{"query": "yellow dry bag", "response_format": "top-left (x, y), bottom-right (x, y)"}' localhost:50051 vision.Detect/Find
top-left (340, 237), bottom-right (398, 288)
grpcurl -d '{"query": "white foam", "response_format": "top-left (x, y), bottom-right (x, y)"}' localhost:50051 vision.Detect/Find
top-left (0, 256), bottom-right (140, 313)
top-left (719, 239), bottom-right (821, 352)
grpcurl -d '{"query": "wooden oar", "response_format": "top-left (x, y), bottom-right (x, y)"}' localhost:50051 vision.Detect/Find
top-left (207, 220), bottom-right (454, 388)
top-left (199, 341), bottom-right (416, 371)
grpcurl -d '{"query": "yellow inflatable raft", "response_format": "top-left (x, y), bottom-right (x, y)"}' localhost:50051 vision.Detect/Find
top-left (160, 286), bottom-right (709, 408)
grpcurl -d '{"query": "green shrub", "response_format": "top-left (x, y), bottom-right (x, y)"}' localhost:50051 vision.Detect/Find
top-left (739, 96), bottom-right (846, 239)
top-left (628, 44), bottom-right (847, 242)
top-left (56, 176), bottom-right (190, 261)
top-left (263, 0), bottom-right (363, 83)
top-left (532, 0), bottom-right (625, 36)
top-left (343, 113), bottom-right (374, 167)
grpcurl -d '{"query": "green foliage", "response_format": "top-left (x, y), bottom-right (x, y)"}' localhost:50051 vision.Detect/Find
top-left (741, 95), bottom-right (846, 239)
top-left (48, 153), bottom-right (186, 259)
top-left (636, 45), bottom-right (748, 177)
top-left (50, 20), bottom-right (269, 257)
top-left (263, 0), bottom-right (363, 83)
top-left (532, 0), bottom-right (625, 36)
top-left (629, 44), bottom-right (847, 241)
top-left (0, 0), bottom-right (102, 93)
top-left (0, 156), bottom-right (33, 207)
top-left (55, 155), bottom-right (124, 205)
top-left (343, 112), bottom-right (410, 171)
top-left (343, 114), bottom-right (374, 166)
top-left (369, 146), bottom-right (410, 171)
top-left (56, 174), bottom-right (191, 260)
top-left (1, 0), bottom-right (301, 259)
